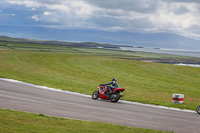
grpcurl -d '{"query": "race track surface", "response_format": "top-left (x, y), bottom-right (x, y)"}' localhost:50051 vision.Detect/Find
top-left (0, 78), bottom-right (200, 133)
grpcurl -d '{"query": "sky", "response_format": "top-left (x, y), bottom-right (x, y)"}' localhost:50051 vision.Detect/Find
top-left (0, 0), bottom-right (200, 47)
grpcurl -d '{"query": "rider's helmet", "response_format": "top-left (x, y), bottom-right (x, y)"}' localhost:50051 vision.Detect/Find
top-left (112, 78), bottom-right (116, 81)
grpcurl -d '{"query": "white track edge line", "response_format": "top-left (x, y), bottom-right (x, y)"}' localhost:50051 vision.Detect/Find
top-left (0, 78), bottom-right (196, 113)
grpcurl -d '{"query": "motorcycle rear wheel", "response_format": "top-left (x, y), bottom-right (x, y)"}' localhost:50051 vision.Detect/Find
top-left (110, 93), bottom-right (120, 102)
top-left (196, 105), bottom-right (200, 115)
top-left (92, 90), bottom-right (99, 100)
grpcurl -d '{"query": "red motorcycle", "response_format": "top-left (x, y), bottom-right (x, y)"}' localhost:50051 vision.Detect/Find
top-left (92, 85), bottom-right (125, 102)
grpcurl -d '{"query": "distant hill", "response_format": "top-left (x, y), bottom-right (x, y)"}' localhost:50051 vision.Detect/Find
top-left (1, 25), bottom-right (200, 50)
top-left (111, 32), bottom-right (200, 50)
top-left (0, 36), bottom-right (125, 49)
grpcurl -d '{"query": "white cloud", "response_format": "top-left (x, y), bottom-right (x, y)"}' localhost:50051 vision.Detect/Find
top-left (28, 1), bottom-right (96, 28)
top-left (2, 0), bottom-right (200, 39)
top-left (147, 2), bottom-right (200, 37)
top-left (32, 15), bottom-right (39, 21)
top-left (70, 1), bottom-right (95, 19)
top-left (6, 0), bottom-right (42, 8)
top-left (43, 11), bottom-right (51, 16)
top-left (10, 14), bottom-right (16, 16)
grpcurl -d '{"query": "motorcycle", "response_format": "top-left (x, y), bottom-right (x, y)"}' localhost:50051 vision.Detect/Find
top-left (92, 85), bottom-right (125, 102)
top-left (197, 105), bottom-right (200, 114)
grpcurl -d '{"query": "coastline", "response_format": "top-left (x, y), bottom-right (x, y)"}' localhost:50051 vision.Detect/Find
top-left (175, 63), bottom-right (200, 67)
top-left (120, 46), bottom-right (200, 58)
top-left (118, 47), bottom-right (200, 67)
top-left (120, 58), bottom-right (200, 67)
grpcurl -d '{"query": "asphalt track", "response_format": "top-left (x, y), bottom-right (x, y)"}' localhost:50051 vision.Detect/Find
top-left (0, 78), bottom-right (200, 133)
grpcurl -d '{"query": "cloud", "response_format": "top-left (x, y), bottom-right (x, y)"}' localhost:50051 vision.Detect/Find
top-left (149, 2), bottom-right (200, 36)
top-left (10, 13), bottom-right (16, 16)
top-left (1, 0), bottom-right (200, 39)
top-left (85, 1), bottom-right (200, 31)
top-left (86, 0), bottom-right (160, 13)
top-left (32, 15), bottom-right (39, 21)
top-left (43, 11), bottom-right (51, 16)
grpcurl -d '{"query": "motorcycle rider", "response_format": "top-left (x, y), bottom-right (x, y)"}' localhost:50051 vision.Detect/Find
top-left (100, 78), bottom-right (119, 94)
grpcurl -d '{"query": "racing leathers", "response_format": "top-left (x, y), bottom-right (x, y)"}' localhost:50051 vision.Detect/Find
top-left (101, 81), bottom-right (119, 93)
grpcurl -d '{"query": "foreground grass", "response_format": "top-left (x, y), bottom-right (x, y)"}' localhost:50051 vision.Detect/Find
top-left (0, 109), bottom-right (169, 133)
top-left (0, 42), bottom-right (200, 110)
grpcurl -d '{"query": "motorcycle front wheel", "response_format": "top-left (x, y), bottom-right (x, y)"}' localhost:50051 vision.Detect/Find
top-left (196, 105), bottom-right (200, 114)
top-left (92, 90), bottom-right (99, 100)
top-left (110, 93), bottom-right (120, 102)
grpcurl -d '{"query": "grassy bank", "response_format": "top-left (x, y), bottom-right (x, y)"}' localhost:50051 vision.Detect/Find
top-left (0, 109), bottom-right (169, 133)
top-left (0, 42), bottom-right (200, 110)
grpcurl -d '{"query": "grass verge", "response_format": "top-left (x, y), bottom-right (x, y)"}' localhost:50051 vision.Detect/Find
top-left (0, 109), bottom-right (170, 133)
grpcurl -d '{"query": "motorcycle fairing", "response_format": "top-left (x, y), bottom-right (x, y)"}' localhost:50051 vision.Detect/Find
top-left (111, 88), bottom-right (125, 92)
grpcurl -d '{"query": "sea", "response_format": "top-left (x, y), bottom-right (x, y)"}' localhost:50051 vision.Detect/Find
top-left (120, 47), bottom-right (200, 67)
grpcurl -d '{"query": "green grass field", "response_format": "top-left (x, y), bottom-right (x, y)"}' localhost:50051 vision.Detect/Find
top-left (0, 109), bottom-right (170, 133)
top-left (1, 41), bottom-right (199, 132)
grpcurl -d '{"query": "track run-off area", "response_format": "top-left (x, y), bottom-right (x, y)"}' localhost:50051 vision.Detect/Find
top-left (0, 78), bottom-right (199, 133)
